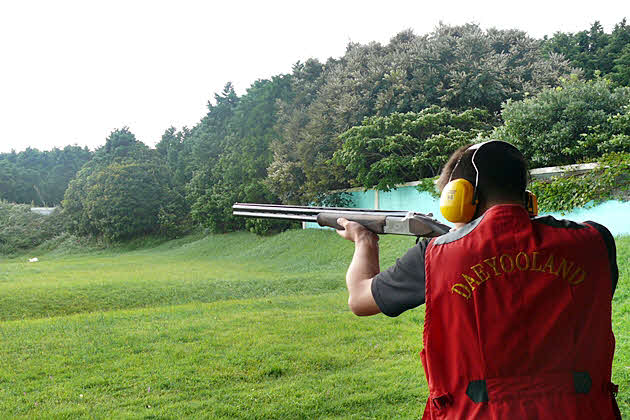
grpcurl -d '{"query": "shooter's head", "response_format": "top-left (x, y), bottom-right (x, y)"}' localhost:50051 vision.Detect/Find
top-left (437, 141), bottom-right (529, 220)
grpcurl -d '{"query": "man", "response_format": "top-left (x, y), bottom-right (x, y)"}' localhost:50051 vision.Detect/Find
top-left (336, 141), bottom-right (620, 419)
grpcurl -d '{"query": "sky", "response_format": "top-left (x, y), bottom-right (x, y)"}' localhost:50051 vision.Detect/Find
top-left (0, 0), bottom-right (628, 154)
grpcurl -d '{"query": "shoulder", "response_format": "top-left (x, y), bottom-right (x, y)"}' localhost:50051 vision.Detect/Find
top-left (535, 217), bottom-right (618, 295)
top-left (531, 215), bottom-right (589, 230)
top-left (532, 215), bottom-right (614, 243)
top-left (582, 220), bottom-right (615, 243)
top-left (432, 214), bottom-right (485, 246)
top-left (531, 215), bottom-right (615, 248)
top-left (583, 221), bottom-right (619, 296)
top-left (582, 221), bottom-right (617, 264)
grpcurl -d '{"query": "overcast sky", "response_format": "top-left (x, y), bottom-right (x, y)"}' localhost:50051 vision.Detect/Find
top-left (0, 0), bottom-right (627, 154)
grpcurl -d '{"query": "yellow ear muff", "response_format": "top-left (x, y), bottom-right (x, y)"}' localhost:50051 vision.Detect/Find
top-left (440, 178), bottom-right (477, 223)
top-left (525, 190), bottom-right (538, 217)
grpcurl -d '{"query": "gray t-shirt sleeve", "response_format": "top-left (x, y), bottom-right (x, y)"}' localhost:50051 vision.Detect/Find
top-left (371, 239), bottom-right (429, 317)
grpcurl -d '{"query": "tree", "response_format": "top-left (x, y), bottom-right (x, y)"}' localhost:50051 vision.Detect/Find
top-left (83, 162), bottom-right (178, 241)
top-left (63, 128), bottom-right (187, 239)
top-left (0, 145), bottom-right (92, 206)
top-left (94, 127), bottom-right (154, 165)
top-left (577, 105), bottom-right (630, 155)
top-left (0, 161), bottom-right (18, 203)
top-left (610, 44), bottom-right (630, 87)
top-left (543, 19), bottom-right (630, 85)
top-left (493, 76), bottom-right (630, 167)
top-left (266, 59), bottom-right (327, 204)
top-left (40, 146), bottom-right (92, 205)
top-left (156, 126), bottom-right (193, 188)
top-left (332, 107), bottom-right (495, 191)
top-left (268, 23), bottom-right (574, 204)
top-left (184, 76), bottom-right (295, 233)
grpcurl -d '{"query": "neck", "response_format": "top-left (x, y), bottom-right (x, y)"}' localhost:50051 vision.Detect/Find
top-left (474, 199), bottom-right (524, 219)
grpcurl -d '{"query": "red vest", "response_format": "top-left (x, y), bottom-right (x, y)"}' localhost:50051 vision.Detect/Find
top-left (421, 205), bottom-right (617, 419)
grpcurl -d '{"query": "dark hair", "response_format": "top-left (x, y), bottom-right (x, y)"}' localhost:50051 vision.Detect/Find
top-left (437, 141), bottom-right (528, 203)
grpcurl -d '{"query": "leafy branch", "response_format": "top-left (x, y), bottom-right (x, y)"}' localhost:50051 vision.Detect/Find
top-left (529, 152), bottom-right (630, 213)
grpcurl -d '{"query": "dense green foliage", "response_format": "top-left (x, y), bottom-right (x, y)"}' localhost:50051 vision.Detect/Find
top-left (529, 153), bottom-right (630, 212)
top-left (0, 231), bottom-right (628, 417)
top-left (543, 20), bottom-right (630, 83)
top-left (494, 76), bottom-right (630, 167)
top-left (151, 23), bottom-right (580, 221)
top-left (334, 76), bottom-right (630, 194)
top-left (265, 24), bottom-right (574, 204)
top-left (183, 80), bottom-right (295, 233)
top-left (2, 20), bottom-right (629, 242)
top-left (332, 107), bottom-right (495, 190)
top-left (0, 201), bottom-right (67, 254)
top-left (63, 129), bottom-right (188, 241)
top-left (415, 176), bottom-right (441, 199)
top-left (0, 146), bottom-right (92, 206)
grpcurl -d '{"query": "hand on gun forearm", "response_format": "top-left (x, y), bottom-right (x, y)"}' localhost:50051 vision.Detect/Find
top-left (335, 217), bottom-right (379, 243)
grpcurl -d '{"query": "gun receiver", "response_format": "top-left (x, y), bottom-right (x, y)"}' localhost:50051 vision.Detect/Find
top-left (232, 203), bottom-right (450, 238)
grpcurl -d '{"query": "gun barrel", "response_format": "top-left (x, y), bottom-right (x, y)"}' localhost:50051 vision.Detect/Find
top-left (232, 202), bottom-right (451, 237)
top-left (233, 203), bottom-right (409, 217)
top-left (232, 210), bottom-right (318, 223)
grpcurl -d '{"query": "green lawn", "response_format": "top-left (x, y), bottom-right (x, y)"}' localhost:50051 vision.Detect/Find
top-left (0, 230), bottom-right (628, 419)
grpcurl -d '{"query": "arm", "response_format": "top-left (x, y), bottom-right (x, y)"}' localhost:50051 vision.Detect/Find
top-left (336, 218), bottom-right (382, 316)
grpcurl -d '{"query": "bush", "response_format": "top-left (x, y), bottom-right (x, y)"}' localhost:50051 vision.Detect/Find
top-left (188, 178), bottom-right (294, 235)
top-left (529, 153), bottom-right (630, 212)
top-left (245, 218), bottom-right (300, 236)
top-left (333, 107), bottom-right (496, 191)
top-left (0, 201), bottom-right (67, 254)
top-left (65, 161), bottom-right (188, 241)
top-left (494, 76), bottom-right (630, 167)
top-left (63, 129), bottom-right (190, 241)
top-left (576, 105), bottom-right (630, 156)
top-left (35, 232), bottom-right (107, 256)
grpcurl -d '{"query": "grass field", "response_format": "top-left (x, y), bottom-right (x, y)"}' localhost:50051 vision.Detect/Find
top-left (0, 230), bottom-right (628, 419)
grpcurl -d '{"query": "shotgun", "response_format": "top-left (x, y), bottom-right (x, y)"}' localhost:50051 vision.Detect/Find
top-left (232, 203), bottom-right (451, 238)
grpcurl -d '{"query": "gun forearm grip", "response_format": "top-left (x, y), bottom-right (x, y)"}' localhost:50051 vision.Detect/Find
top-left (316, 213), bottom-right (386, 234)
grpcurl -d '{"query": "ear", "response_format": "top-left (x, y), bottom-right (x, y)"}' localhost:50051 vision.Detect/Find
top-left (474, 188), bottom-right (484, 206)
top-left (472, 189), bottom-right (486, 219)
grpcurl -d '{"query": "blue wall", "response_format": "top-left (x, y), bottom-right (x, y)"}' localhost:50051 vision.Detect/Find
top-left (307, 185), bottom-right (630, 237)
top-left (352, 189), bottom-right (376, 209)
